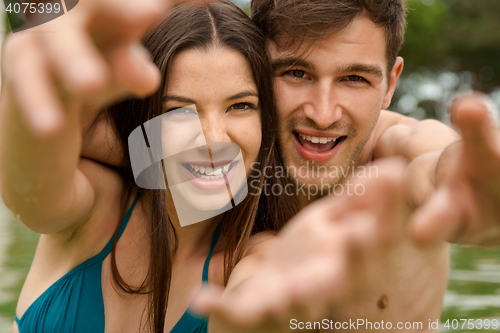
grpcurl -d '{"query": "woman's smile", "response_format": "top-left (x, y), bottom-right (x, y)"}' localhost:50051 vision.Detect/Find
top-left (182, 160), bottom-right (239, 191)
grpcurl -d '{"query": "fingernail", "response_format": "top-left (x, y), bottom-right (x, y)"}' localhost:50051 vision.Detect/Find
top-left (129, 43), bottom-right (152, 61)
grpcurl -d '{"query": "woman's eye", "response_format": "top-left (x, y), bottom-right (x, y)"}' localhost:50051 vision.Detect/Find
top-left (227, 102), bottom-right (256, 112)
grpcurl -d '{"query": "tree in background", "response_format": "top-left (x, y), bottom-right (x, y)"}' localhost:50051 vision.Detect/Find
top-left (395, 0), bottom-right (500, 120)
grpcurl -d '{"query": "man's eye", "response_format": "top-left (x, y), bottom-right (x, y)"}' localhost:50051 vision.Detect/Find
top-left (285, 69), bottom-right (306, 79)
top-left (283, 69), bottom-right (309, 80)
top-left (227, 102), bottom-right (256, 112)
top-left (344, 75), bottom-right (367, 82)
top-left (290, 70), bottom-right (306, 78)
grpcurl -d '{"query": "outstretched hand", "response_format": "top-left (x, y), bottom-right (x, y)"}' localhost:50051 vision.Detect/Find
top-left (192, 159), bottom-right (409, 333)
top-left (2, 0), bottom-right (209, 137)
top-left (411, 95), bottom-right (500, 246)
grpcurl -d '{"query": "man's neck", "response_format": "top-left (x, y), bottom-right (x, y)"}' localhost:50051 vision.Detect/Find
top-left (295, 186), bottom-right (325, 208)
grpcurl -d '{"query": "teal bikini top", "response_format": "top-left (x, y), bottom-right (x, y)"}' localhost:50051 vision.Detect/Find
top-left (15, 194), bottom-right (222, 333)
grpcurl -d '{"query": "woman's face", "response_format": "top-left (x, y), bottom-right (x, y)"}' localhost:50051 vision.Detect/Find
top-left (159, 47), bottom-right (261, 225)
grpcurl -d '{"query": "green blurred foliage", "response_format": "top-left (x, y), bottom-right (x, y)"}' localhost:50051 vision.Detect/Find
top-left (401, 0), bottom-right (500, 92)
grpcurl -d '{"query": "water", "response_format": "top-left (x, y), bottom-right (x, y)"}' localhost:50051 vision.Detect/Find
top-left (0, 201), bottom-right (499, 332)
top-left (0, 200), bottom-right (39, 332)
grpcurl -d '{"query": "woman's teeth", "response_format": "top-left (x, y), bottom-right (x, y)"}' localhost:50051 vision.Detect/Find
top-left (298, 133), bottom-right (338, 144)
top-left (186, 163), bottom-right (231, 180)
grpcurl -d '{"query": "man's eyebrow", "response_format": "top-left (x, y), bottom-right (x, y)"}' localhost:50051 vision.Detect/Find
top-left (225, 91), bottom-right (258, 102)
top-left (272, 57), bottom-right (316, 72)
top-left (338, 63), bottom-right (384, 80)
top-left (163, 95), bottom-right (196, 104)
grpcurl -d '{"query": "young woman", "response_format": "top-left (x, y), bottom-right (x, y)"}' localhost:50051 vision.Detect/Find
top-left (0, 1), bottom-right (298, 332)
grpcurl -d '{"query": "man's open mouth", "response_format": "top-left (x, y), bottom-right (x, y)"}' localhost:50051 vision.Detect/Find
top-left (182, 161), bottom-right (238, 180)
top-left (294, 131), bottom-right (345, 153)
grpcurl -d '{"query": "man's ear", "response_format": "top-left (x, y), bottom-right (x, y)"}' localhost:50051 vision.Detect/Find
top-left (382, 57), bottom-right (404, 110)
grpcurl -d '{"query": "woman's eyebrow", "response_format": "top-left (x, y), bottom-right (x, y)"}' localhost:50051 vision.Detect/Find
top-left (225, 91), bottom-right (258, 102)
top-left (163, 95), bottom-right (196, 103)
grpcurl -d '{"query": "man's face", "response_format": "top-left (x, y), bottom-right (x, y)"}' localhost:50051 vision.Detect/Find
top-left (270, 14), bottom-right (402, 189)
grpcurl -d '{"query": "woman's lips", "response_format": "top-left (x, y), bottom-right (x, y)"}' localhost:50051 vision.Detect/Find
top-left (182, 161), bottom-right (238, 191)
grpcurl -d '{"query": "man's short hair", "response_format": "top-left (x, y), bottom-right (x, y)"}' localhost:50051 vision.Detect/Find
top-left (250, 0), bottom-right (407, 73)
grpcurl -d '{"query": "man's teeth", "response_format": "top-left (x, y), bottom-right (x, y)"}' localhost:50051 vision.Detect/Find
top-left (298, 133), bottom-right (338, 144)
top-left (187, 163), bottom-right (231, 180)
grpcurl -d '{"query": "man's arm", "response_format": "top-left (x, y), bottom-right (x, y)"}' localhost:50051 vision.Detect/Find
top-left (373, 110), bottom-right (460, 208)
top-left (411, 96), bottom-right (500, 247)
top-left (193, 159), bottom-right (409, 333)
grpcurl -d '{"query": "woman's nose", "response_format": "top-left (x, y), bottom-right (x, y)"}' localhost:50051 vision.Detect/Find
top-left (200, 116), bottom-right (229, 145)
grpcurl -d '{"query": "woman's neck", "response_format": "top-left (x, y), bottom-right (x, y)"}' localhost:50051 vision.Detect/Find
top-left (171, 214), bottom-right (222, 260)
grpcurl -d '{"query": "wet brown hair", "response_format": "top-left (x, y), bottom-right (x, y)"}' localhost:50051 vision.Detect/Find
top-left (250, 0), bottom-right (407, 73)
top-left (106, 1), bottom-right (299, 332)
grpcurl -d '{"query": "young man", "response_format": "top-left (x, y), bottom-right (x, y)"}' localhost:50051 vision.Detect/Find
top-left (213, 0), bottom-right (499, 330)
top-left (206, 0), bottom-right (449, 330)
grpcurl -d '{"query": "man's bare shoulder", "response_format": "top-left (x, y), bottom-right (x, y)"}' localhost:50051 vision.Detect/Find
top-left (373, 110), bottom-right (458, 161)
top-left (245, 231), bottom-right (278, 259)
top-left (376, 110), bottom-right (418, 132)
top-left (356, 111), bottom-right (417, 164)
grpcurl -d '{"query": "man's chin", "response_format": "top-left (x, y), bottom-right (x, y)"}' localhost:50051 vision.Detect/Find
top-left (292, 176), bottom-right (342, 189)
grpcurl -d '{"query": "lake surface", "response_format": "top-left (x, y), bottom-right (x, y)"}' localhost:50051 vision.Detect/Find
top-left (0, 200), bottom-right (499, 332)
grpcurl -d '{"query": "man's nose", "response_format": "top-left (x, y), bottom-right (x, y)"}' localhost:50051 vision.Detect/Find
top-left (303, 81), bottom-right (342, 129)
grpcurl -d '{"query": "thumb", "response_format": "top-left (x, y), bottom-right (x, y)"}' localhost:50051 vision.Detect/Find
top-left (189, 284), bottom-right (224, 317)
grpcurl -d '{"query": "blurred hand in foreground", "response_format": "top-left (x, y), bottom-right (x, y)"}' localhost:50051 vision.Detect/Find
top-left (1, 0), bottom-right (209, 137)
top-left (411, 94), bottom-right (500, 247)
top-left (192, 159), bottom-right (409, 333)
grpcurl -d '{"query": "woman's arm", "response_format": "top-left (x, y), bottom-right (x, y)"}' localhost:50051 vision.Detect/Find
top-left (0, 34), bottom-right (94, 234)
top-left (0, 0), bottom-right (168, 234)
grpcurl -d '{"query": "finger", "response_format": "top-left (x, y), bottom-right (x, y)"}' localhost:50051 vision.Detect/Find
top-left (453, 96), bottom-right (497, 158)
top-left (107, 42), bottom-right (161, 98)
top-left (40, 20), bottom-right (110, 95)
top-left (328, 158), bottom-right (407, 245)
top-left (192, 278), bottom-right (287, 326)
top-left (409, 187), bottom-right (463, 245)
top-left (4, 37), bottom-right (65, 136)
top-left (190, 284), bottom-right (224, 317)
top-left (86, 0), bottom-right (163, 32)
top-left (85, 0), bottom-right (166, 46)
top-left (331, 157), bottom-right (407, 215)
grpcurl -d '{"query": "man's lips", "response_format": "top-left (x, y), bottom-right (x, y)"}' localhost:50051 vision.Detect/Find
top-left (293, 131), bottom-right (346, 163)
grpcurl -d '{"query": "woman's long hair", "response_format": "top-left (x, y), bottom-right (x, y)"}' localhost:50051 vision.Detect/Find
top-left (106, 1), bottom-right (300, 332)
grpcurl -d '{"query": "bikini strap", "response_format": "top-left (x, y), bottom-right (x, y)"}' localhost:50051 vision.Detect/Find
top-left (98, 192), bottom-right (140, 260)
top-left (116, 192), bottom-right (140, 242)
top-left (202, 223), bottom-right (222, 283)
